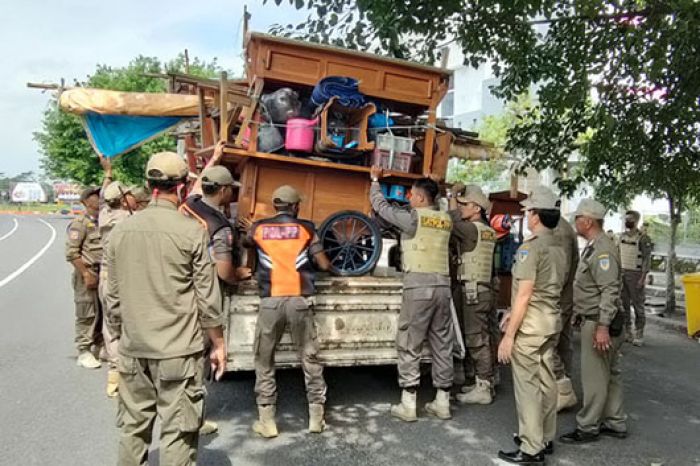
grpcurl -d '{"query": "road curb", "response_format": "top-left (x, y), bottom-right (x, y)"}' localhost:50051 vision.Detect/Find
top-left (647, 314), bottom-right (688, 335)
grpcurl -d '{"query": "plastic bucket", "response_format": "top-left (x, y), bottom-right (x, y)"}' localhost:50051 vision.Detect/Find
top-left (285, 118), bottom-right (317, 152)
top-left (681, 273), bottom-right (700, 337)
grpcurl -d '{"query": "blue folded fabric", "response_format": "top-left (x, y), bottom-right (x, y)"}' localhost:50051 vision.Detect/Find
top-left (311, 77), bottom-right (366, 109)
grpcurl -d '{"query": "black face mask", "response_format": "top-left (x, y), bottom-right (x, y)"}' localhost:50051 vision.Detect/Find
top-left (625, 221), bottom-right (636, 229)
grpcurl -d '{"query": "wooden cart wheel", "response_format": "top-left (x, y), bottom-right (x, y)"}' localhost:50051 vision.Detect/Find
top-left (319, 210), bottom-right (383, 276)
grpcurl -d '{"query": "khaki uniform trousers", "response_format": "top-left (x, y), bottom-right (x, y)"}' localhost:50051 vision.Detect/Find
top-left (621, 270), bottom-right (646, 333)
top-left (460, 288), bottom-right (495, 383)
top-left (576, 320), bottom-right (627, 434)
top-left (72, 270), bottom-right (101, 353)
top-left (98, 273), bottom-right (119, 368)
top-left (553, 280), bottom-right (575, 379)
top-left (117, 353), bottom-right (204, 466)
top-left (511, 332), bottom-right (557, 456)
top-left (398, 286), bottom-right (454, 389)
top-left (254, 296), bottom-right (326, 406)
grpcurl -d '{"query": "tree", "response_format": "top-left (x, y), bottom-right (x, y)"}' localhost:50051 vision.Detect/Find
top-left (446, 96), bottom-right (531, 190)
top-left (278, 1), bottom-right (700, 314)
top-left (34, 54), bottom-right (222, 186)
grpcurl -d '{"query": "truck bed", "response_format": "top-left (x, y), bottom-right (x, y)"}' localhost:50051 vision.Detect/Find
top-left (226, 275), bottom-right (404, 371)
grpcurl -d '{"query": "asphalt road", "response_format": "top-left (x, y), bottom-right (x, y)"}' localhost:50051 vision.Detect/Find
top-left (1, 213), bottom-right (699, 466)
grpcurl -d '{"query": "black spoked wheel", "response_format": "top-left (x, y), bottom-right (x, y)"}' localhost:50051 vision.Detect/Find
top-left (319, 210), bottom-right (383, 276)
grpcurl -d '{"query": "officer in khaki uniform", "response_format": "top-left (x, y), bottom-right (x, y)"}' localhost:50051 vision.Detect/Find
top-left (369, 166), bottom-right (454, 422)
top-left (66, 186), bottom-right (103, 370)
top-left (98, 179), bottom-right (137, 397)
top-left (498, 187), bottom-right (566, 465)
top-left (103, 152), bottom-right (225, 466)
top-left (552, 216), bottom-right (580, 410)
top-left (447, 186), bottom-right (498, 405)
top-left (617, 210), bottom-right (652, 346)
top-left (561, 199), bottom-right (628, 444)
top-left (182, 142), bottom-right (252, 436)
top-left (243, 185), bottom-right (330, 438)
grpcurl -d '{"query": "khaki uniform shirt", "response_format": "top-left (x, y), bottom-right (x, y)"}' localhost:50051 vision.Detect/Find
top-left (370, 181), bottom-right (450, 288)
top-left (574, 232), bottom-right (621, 326)
top-left (65, 213), bottom-right (102, 266)
top-left (511, 229), bottom-right (567, 336)
top-left (553, 217), bottom-right (579, 287)
top-left (103, 199), bottom-right (223, 359)
top-left (99, 203), bottom-right (131, 251)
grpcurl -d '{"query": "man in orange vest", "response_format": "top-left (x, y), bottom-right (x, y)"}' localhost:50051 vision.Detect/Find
top-left (243, 185), bottom-right (331, 438)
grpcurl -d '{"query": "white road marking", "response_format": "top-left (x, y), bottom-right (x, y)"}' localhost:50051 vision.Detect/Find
top-left (0, 217), bottom-right (19, 241)
top-left (0, 218), bottom-right (57, 288)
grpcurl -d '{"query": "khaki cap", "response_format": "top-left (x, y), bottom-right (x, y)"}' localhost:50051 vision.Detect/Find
top-left (574, 198), bottom-right (606, 219)
top-left (145, 151), bottom-right (188, 181)
top-left (201, 166), bottom-right (239, 187)
top-left (272, 185), bottom-right (301, 204)
top-left (520, 186), bottom-right (560, 210)
top-left (457, 187), bottom-right (491, 210)
top-left (80, 186), bottom-right (100, 202)
top-left (130, 185), bottom-right (151, 203)
top-left (103, 181), bottom-right (131, 202)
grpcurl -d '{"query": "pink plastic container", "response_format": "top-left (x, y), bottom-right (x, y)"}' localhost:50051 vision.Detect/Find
top-left (285, 118), bottom-right (317, 152)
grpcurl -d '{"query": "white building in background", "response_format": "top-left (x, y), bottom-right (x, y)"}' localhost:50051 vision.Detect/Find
top-left (437, 42), bottom-right (670, 234)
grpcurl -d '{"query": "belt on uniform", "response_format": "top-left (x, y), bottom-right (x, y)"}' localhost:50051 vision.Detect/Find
top-left (583, 315), bottom-right (599, 322)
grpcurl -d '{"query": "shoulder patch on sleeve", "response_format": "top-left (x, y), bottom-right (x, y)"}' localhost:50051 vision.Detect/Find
top-left (69, 229), bottom-right (80, 241)
top-left (518, 247), bottom-right (530, 263)
top-left (598, 255), bottom-right (610, 271)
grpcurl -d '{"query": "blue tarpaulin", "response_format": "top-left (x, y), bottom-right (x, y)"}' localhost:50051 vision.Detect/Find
top-left (311, 77), bottom-right (366, 109)
top-left (82, 112), bottom-right (183, 158)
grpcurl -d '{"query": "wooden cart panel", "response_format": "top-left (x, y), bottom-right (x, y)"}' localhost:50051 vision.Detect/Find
top-left (247, 33), bottom-right (448, 108)
top-left (238, 158), bottom-right (373, 225)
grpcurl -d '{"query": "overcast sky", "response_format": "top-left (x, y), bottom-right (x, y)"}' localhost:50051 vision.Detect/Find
top-left (0, 0), bottom-right (305, 177)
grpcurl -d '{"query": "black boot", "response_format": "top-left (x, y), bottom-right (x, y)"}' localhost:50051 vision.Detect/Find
top-left (513, 434), bottom-right (554, 454)
top-left (497, 449), bottom-right (545, 465)
top-left (559, 429), bottom-right (599, 444)
top-left (599, 425), bottom-right (628, 439)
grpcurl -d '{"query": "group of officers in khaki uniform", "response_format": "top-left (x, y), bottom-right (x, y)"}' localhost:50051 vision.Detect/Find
top-left (65, 145), bottom-right (648, 465)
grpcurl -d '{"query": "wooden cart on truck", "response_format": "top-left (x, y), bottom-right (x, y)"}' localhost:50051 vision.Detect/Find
top-left (170, 33), bottom-right (519, 372)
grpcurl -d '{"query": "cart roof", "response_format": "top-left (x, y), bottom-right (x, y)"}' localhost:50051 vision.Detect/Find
top-left (248, 33), bottom-right (452, 79)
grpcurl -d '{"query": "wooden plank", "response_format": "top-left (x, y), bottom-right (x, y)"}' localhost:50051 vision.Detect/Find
top-left (197, 88), bottom-right (207, 147)
top-left (219, 71), bottom-right (228, 141)
top-left (422, 106), bottom-right (438, 175)
top-left (234, 78), bottom-right (264, 147)
top-left (222, 147), bottom-right (422, 181)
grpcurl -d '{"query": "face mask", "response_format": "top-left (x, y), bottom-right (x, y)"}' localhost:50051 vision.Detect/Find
top-left (625, 221), bottom-right (635, 229)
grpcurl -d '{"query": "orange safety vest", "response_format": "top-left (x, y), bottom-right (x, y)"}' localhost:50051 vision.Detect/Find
top-left (251, 214), bottom-right (317, 297)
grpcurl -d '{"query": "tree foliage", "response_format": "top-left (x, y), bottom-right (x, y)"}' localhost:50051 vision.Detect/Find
top-left (35, 54), bottom-right (221, 185)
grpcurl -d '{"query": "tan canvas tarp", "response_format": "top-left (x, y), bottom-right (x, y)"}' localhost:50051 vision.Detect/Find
top-left (59, 88), bottom-right (205, 116)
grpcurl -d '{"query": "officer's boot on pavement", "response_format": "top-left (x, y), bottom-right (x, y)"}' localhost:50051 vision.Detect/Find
top-left (425, 388), bottom-right (452, 420)
top-left (200, 419), bottom-right (219, 435)
top-left (390, 389), bottom-right (418, 422)
top-left (77, 351), bottom-right (101, 369)
top-left (456, 377), bottom-right (493, 405)
top-left (632, 328), bottom-right (644, 347)
top-left (308, 403), bottom-right (326, 433)
top-left (106, 369), bottom-right (119, 398)
top-left (252, 405), bottom-right (279, 438)
top-left (624, 327), bottom-right (634, 343)
top-left (556, 376), bottom-right (578, 411)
